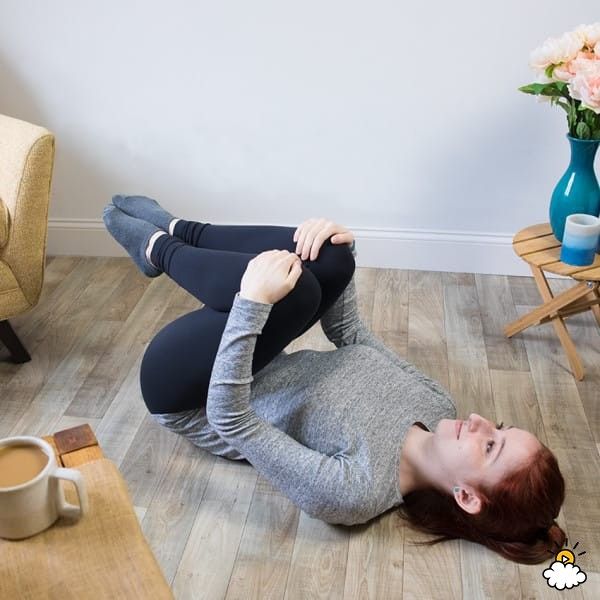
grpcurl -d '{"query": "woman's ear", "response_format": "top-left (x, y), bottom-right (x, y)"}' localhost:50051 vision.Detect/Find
top-left (453, 485), bottom-right (482, 515)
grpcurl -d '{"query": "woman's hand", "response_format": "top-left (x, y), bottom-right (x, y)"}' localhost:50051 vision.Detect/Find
top-left (293, 218), bottom-right (355, 262)
top-left (240, 250), bottom-right (303, 305)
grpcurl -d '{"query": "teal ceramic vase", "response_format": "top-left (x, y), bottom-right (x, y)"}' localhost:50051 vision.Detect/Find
top-left (549, 134), bottom-right (600, 242)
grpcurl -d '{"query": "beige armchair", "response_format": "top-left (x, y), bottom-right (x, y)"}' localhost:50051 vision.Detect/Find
top-left (0, 114), bottom-right (55, 362)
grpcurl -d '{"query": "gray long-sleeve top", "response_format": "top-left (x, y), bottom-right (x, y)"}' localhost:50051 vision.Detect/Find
top-left (151, 246), bottom-right (457, 526)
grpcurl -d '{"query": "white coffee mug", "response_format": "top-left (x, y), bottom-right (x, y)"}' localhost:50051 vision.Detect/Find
top-left (0, 436), bottom-right (88, 540)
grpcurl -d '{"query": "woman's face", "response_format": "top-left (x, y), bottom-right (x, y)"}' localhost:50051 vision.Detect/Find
top-left (432, 413), bottom-right (542, 491)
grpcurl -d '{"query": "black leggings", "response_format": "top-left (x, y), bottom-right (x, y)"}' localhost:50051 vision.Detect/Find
top-left (140, 219), bottom-right (356, 414)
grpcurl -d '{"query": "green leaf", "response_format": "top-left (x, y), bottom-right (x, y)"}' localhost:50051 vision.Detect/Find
top-left (564, 99), bottom-right (580, 135)
top-left (518, 82), bottom-right (569, 97)
top-left (575, 122), bottom-right (591, 139)
top-left (584, 109), bottom-right (597, 128)
top-left (568, 102), bottom-right (577, 130)
top-left (518, 84), bottom-right (539, 95)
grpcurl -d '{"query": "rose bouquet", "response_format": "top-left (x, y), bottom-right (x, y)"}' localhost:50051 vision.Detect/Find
top-left (519, 23), bottom-right (600, 139)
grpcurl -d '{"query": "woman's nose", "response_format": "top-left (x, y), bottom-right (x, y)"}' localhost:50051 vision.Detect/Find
top-left (467, 413), bottom-right (487, 432)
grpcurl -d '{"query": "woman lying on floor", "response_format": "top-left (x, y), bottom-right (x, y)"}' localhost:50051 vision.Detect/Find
top-left (103, 195), bottom-right (566, 565)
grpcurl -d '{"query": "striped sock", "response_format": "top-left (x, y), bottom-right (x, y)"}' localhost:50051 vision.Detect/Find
top-left (168, 218), bottom-right (181, 236)
top-left (145, 231), bottom-right (168, 268)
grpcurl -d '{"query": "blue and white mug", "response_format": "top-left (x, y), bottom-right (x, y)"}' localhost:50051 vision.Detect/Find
top-left (560, 214), bottom-right (600, 267)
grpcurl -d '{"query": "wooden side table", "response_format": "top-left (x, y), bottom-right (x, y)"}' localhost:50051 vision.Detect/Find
top-left (505, 223), bottom-right (600, 380)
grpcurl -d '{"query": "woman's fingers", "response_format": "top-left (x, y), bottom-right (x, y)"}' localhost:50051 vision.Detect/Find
top-left (293, 218), bottom-right (354, 261)
top-left (309, 221), bottom-right (340, 260)
top-left (294, 218), bottom-right (318, 256)
top-left (300, 221), bottom-right (321, 260)
top-left (276, 250), bottom-right (302, 269)
top-left (307, 232), bottom-right (327, 260)
top-left (296, 218), bottom-right (331, 260)
top-left (331, 231), bottom-right (354, 245)
top-left (287, 255), bottom-right (303, 287)
top-left (296, 219), bottom-right (316, 254)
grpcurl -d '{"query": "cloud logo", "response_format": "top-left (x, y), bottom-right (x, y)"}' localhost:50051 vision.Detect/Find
top-left (543, 547), bottom-right (587, 590)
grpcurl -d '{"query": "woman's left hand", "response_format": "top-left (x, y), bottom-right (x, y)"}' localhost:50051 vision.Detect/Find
top-left (293, 218), bottom-right (355, 261)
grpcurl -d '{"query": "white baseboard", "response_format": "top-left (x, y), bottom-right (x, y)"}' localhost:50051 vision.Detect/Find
top-left (48, 218), bottom-right (122, 257)
top-left (46, 218), bottom-right (553, 277)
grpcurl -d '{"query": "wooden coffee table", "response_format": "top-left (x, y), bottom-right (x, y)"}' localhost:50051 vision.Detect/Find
top-left (505, 223), bottom-right (600, 380)
top-left (2, 424), bottom-right (174, 599)
top-left (1, 424), bottom-right (175, 599)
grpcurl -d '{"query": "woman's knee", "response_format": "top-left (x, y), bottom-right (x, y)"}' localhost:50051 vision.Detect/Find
top-left (329, 240), bottom-right (355, 275)
top-left (252, 266), bottom-right (322, 369)
top-left (291, 265), bottom-right (322, 315)
top-left (309, 240), bottom-right (355, 289)
top-left (263, 265), bottom-right (322, 336)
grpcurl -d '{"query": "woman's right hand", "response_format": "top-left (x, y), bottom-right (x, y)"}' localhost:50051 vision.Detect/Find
top-left (240, 250), bottom-right (303, 305)
top-left (293, 218), bottom-right (355, 262)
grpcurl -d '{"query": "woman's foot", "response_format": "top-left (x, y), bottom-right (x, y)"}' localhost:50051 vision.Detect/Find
top-left (112, 194), bottom-right (179, 234)
top-left (102, 204), bottom-right (163, 277)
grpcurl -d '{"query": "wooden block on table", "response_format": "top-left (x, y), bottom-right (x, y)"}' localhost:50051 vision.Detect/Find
top-left (42, 424), bottom-right (104, 467)
top-left (54, 423), bottom-right (97, 454)
top-left (61, 446), bottom-right (104, 468)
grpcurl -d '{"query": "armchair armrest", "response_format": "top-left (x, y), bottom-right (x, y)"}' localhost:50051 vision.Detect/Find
top-left (0, 114), bottom-right (55, 308)
top-left (0, 197), bottom-right (9, 249)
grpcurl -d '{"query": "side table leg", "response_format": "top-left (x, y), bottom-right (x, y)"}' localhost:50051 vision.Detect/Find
top-left (530, 266), bottom-right (585, 381)
top-left (505, 277), bottom-right (591, 337)
top-left (591, 288), bottom-right (600, 327)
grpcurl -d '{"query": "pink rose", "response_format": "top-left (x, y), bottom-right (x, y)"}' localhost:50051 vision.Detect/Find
top-left (529, 31), bottom-right (583, 71)
top-left (553, 63), bottom-right (574, 82)
top-left (571, 53), bottom-right (600, 77)
top-left (574, 23), bottom-right (600, 49)
top-left (568, 59), bottom-right (600, 113)
top-left (554, 51), bottom-right (599, 82)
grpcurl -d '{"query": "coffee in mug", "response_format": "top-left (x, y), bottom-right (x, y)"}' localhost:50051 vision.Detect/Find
top-left (0, 436), bottom-right (88, 540)
top-left (0, 443), bottom-right (49, 487)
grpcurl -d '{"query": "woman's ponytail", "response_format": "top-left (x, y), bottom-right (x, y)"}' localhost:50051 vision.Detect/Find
top-left (484, 522), bottom-right (567, 565)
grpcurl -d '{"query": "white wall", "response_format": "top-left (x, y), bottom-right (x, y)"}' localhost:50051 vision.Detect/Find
top-left (0, 1), bottom-right (597, 274)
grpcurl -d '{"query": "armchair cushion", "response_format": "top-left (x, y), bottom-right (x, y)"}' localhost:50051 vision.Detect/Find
top-left (0, 197), bottom-right (8, 249)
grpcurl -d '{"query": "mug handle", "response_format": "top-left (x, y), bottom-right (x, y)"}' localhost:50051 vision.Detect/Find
top-left (51, 467), bottom-right (89, 519)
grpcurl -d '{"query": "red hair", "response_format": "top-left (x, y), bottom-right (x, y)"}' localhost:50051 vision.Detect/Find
top-left (395, 443), bottom-right (566, 564)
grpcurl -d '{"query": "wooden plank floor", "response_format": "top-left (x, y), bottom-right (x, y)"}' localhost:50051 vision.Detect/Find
top-left (1, 256), bottom-right (599, 599)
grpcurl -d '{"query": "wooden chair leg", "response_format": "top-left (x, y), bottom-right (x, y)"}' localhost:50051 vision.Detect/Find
top-left (503, 267), bottom-right (587, 379)
top-left (592, 288), bottom-right (600, 327)
top-left (0, 320), bottom-right (31, 363)
top-left (504, 279), bottom-right (591, 337)
top-left (530, 266), bottom-right (585, 381)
